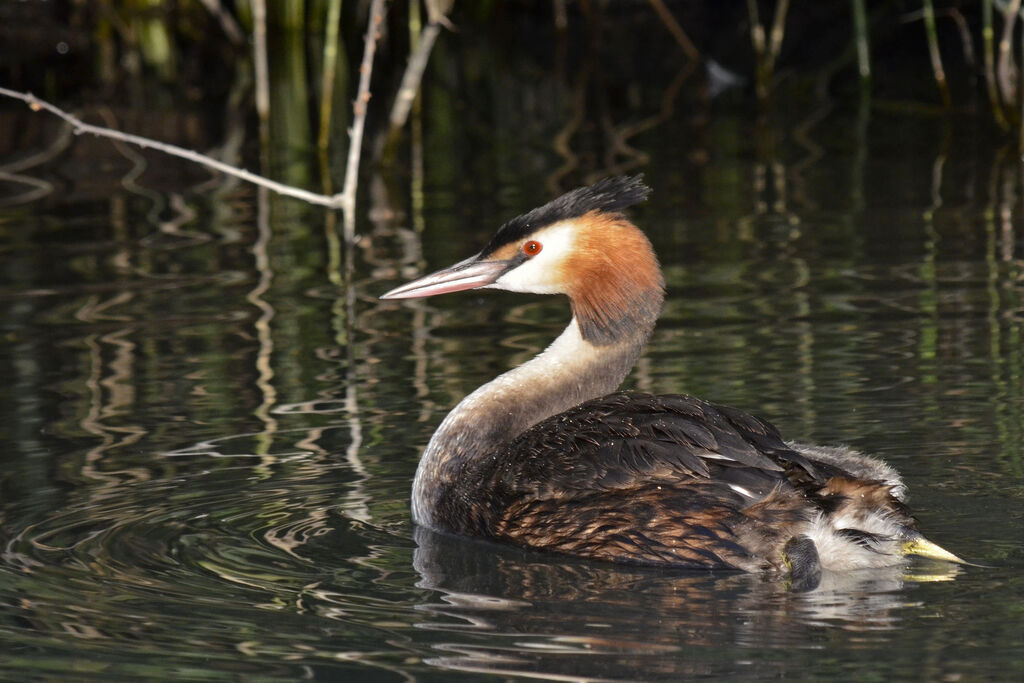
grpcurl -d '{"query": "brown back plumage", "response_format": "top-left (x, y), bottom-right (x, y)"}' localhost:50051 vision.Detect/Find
top-left (438, 391), bottom-right (917, 574)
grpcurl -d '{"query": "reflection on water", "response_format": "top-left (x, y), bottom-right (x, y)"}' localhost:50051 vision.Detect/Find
top-left (410, 528), bottom-right (963, 680)
top-left (3, 12), bottom-right (1024, 681)
top-left (4, 155), bottom-right (1021, 680)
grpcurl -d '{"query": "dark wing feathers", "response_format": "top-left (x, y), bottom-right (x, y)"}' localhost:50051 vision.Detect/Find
top-left (463, 391), bottom-right (912, 571)
top-left (595, 438), bottom-right (710, 480)
top-left (633, 413), bottom-right (718, 451)
top-left (485, 391), bottom-right (811, 501)
top-left (709, 401), bottom-right (822, 475)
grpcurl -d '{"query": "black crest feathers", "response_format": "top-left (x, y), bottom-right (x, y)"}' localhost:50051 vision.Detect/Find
top-left (480, 176), bottom-right (652, 257)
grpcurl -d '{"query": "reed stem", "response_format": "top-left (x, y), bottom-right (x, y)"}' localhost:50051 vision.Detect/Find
top-left (768, 0), bottom-right (790, 71)
top-left (747, 0), bottom-right (768, 100)
top-left (252, 0), bottom-right (270, 146)
top-left (922, 0), bottom-right (951, 107)
top-left (747, 0), bottom-right (789, 102)
top-left (1019, 7), bottom-right (1024, 153)
top-left (851, 0), bottom-right (871, 83)
top-left (318, 0), bottom-right (344, 151)
top-left (388, 21), bottom-right (441, 132)
top-left (996, 0), bottom-right (1022, 123)
top-left (340, 0), bottom-right (388, 241)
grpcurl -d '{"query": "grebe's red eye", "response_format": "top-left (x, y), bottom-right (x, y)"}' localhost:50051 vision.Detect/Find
top-left (523, 240), bottom-right (542, 256)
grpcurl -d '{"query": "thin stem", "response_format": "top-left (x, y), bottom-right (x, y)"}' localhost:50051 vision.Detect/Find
top-left (252, 0), bottom-right (270, 133)
top-left (198, 0), bottom-right (245, 45)
top-left (318, 0), bottom-right (344, 150)
top-left (647, 0), bottom-right (699, 60)
top-left (554, 0), bottom-right (568, 31)
top-left (747, 0), bottom-right (788, 101)
top-left (851, 0), bottom-right (871, 83)
top-left (767, 0), bottom-right (790, 71)
top-left (746, 0), bottom-right (768, 101)
top-left (922, 0), bottom-right (952, 107)
top-left (389, 23), bottom-right (441, 131)
top-left (996, 0), bottom-right (1022, 119)
top-left (341, 0), bottom-right (388, 242)
top-left (1019, 10), bottom-right (1024, 153)
top-left (944, 8), bottom-right (976, 69)
top-left (0, 86), bottom-right (344, 208)
top-left (381, 1), bottom-right (449, 161)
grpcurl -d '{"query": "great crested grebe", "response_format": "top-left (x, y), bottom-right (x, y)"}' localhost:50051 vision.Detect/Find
top-left (382, 176), bottom-right (963, 581)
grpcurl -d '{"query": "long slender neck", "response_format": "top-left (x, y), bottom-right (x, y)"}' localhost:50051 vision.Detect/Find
top-left (411, 216), bottom-right (665, 530)
top-left (411, 315), bottom-right (654, 529)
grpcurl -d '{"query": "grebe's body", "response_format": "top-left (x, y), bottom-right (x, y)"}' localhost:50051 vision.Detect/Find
top-left (382, 177), bottom-right (961, 580)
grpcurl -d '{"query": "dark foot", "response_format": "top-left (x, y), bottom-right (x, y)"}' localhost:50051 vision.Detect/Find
top-left (783, 535), bottom-right (822, 591)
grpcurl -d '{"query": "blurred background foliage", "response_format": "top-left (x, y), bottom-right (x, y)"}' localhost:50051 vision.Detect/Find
top-left (1, 0), bottom-right (1018, 490)
top-left (3, 0), bottom-right (1024, 200)
top-left (2, 0), bottom-right (1023, 437)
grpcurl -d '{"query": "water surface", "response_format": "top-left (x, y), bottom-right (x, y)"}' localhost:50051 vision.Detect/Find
top-left (2, 23), bottom-right (1024, 682)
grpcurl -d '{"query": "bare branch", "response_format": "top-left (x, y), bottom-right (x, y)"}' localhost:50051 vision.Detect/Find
top-left (389, 23), bottom-right (442, 131)
top-left (0, 86), bottom-right (343, 208)
top-left (341, 0), bottom-right (389, 241)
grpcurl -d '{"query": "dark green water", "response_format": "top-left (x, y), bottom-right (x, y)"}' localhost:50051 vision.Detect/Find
top-left (3, 17), bottom-right (1024, 681)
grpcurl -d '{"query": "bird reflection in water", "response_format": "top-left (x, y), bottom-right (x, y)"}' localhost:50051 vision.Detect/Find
top-left (410, 527), bottom-right (960, 680)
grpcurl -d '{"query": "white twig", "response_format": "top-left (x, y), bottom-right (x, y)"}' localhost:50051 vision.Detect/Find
top-left (0, 86), bottom-right (343, 208)
top-left (341, 0), bottom-right (388, 241)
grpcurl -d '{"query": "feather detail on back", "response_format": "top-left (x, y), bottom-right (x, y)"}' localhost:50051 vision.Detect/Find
top-left (437, 392), bottom-right (922, 573)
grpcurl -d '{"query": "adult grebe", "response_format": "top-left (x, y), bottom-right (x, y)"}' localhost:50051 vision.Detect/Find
top-left (381, 176), bottom-right (963, 581)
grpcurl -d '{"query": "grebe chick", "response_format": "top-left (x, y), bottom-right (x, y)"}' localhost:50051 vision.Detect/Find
top-left (381, 176), bottom-right (963, 581)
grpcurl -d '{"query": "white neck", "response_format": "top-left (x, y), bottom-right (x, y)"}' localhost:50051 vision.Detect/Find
top-left (411, 317), bottom-right (646, 528)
